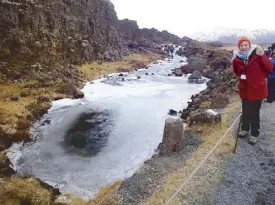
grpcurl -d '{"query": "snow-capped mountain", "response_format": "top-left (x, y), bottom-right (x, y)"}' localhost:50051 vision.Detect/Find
top-left (191, 28), bottom-right (275, 44)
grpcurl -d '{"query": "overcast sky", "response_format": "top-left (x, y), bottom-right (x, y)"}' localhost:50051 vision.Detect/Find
top-left (111, 0), bottom-right (275, 37)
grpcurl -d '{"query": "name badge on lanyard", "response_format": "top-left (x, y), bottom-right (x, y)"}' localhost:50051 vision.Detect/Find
top-left (241, 74), bottom-right (247, 80)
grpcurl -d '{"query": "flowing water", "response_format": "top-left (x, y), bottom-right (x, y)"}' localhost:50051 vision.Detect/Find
top-left (8, 47), bottom-right (207, 199)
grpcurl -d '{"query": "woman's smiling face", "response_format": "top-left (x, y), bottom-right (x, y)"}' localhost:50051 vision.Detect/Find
top-left (239, 41), bottom-right (250, 54)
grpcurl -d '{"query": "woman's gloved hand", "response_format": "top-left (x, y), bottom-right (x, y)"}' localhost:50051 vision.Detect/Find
top-left (256, 46), bottom-right (264, 56)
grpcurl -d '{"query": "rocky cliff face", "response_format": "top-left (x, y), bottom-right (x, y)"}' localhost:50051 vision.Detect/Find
top-left (0, 0), bottom-right (181, 83)
top-left (117, 19), bottom-right (180, 51)
top-left (0, 0), bottom-right (128, 83)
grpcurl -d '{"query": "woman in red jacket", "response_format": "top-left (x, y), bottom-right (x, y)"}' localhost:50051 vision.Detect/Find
top-left (233, 36), bottom-right (273, 144)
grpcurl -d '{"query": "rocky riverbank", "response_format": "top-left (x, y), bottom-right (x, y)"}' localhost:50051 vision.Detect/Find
top-left (176, 38), bottom-right (237, 124)
top-left (117, 40), bottom-right (238, 204)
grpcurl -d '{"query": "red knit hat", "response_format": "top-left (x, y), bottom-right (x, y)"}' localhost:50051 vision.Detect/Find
top-left (238, 36), bottom-right (251, 48)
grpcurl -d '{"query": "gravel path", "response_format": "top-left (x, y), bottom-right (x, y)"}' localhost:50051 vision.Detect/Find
top-left (203, 102), bottom-right (275, 205)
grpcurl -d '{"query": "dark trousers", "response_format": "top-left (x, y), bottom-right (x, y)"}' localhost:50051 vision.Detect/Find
top-left (267, 78), bottom-right (275, 102)
top-left (241, 99), bottom-right (262, 137)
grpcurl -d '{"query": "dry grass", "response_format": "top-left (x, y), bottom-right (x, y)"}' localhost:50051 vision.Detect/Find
top-left (88, 181), bottom-right (122, 205)
top-left (0, 84), bottom-right (34, 136)
top-left (76, 52), bottom-right (162, 80)
top-left (0, 79), bottom-right (73, 145)
top-left (54, 181), bottom-right (123, 205)
top-left (54, 196), bottom-right (87, 205)
top-left (55, 81), bottom-right (79, 96)
top-left (141, 94), bottom-right (241, 205)
top-left (220, 45), bottom-right (237, 51)
top-left (0, 82), bottom-right (54, 137)
top-left (0, 177), bottom-right (53, 205)
top-left (199, 101), bottom-right (211, 109)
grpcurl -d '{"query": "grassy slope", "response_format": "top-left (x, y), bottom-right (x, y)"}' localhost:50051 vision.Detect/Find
top-left (76, 52), bottom-right (162, 79)
top-left (0, 177), bottom-right (53, 205)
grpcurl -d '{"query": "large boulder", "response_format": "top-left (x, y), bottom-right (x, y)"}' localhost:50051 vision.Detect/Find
top-left (168, 109), bottom-right (178, 116)
top-left (163, 45), bottom-right (175, 54)
top-left (189, 109), bottom-right (221, 125)
top-left (188, 70), bottom-right (206, 84)
top-left (176, 47), bottom-right (185, 56)
top-left (188, 79), bottom-right (206, 84)
top-left (73, 90), bottom-right (84, 99)
top-left (210, 94), bottom-right (230, 109)
top-left (189, 70), bottom-right (202, 80)
top-left (201, 65), bottom-right (212, 77)
top-left (10, 95), bottom-right (19, 101)
top-left (209, 58), bottom-right (231, 70)
top-left (37, 96), bottom-right (50, 102)
top-left (160, 118), bottom-right (185, 155)
top-left (173, 67), bottom-right (183, 76)
top-left (0, 152), bottom-right (15, 176)
top-left (184, 55), bottom-right (207, 73)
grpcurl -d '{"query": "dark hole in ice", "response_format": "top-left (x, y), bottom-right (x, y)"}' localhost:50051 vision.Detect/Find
top-left (62, 110), bottom-right (114, 157)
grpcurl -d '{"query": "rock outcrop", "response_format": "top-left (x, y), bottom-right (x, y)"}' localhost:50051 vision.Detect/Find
top-left (177, 37), bottom-right (232, 77)
top-left (117, 19), bottom-right (180, 54)
top-left (181, 68), bottom-right (237, 124)
top-left (0, 0), bottom-right (181, 84)
top-left (189, 109), bottom-right (222, 125)
top-left (188, 70), bottom-right (205, 83)
top-left (0, 152), bottom-right (15, 176)
top-left (160, 118), bottom-right (185, 155)
top-left (0, 0), bottom-right (129, 83)
top-left (173, 67), bottom-right (183, 76)
top-left (178, 38), bottom-right (237, 124)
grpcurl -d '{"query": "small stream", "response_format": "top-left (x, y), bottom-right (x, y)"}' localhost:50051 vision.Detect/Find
top-left (8, 46), bottom-right (207, 199)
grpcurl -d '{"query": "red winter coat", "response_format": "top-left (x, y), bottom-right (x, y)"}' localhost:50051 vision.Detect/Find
top-left (233, 45), bottom-right (273, 101)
